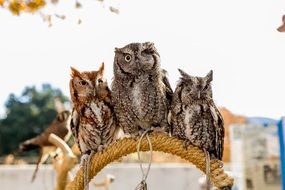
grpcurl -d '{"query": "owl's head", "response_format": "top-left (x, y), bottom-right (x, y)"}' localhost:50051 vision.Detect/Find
top-left (113, 42), bottom-right (160, 76)
top-left (178, 69), bottom-right (213, 102)
top-left (69, 63), bottom-right (106, 104)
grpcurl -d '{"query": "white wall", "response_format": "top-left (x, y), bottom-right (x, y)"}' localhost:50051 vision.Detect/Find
top-left (0, 163), bottom-right (205, 190)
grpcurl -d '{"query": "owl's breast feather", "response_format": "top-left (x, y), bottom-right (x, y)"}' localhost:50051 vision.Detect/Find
top-left (132, 84), bottom-right (142, 114)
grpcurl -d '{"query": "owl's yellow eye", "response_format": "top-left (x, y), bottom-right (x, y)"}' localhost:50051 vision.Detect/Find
top-left (80, 80), bottom-right (87, 86)
top-left (124, 54), bottom-right (132, 62)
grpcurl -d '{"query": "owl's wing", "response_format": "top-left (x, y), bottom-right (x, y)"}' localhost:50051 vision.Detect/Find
top-left (161, 69), bottom-right (173, 107)
top-left (70, 108), bottom-right (81, 153)
top-left (169, 85), bottom-right (184, 135)
top-left (210, 103), bottom-right (224, 160)
top-left (171, 84), bottom-right (183, 115)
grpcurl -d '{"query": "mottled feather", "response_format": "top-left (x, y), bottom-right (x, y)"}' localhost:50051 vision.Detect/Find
top-left (171, 69), bottom-right (224, 160)
top-left (112, 42), bottom-right (173, 137)
top-left (69, 63), bottom-right (119, 155)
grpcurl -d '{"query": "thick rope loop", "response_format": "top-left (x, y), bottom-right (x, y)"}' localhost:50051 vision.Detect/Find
top-left (65, 132), bottom-right (234, 190)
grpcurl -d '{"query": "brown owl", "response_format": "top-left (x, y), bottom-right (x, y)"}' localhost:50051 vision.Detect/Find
top-left (19, 110), bottom-right (71, 182)
top-left (69, 63), bottom-right (119, 157)
top-left (111, 42), bottom-right (173, 137)
top-left (170, 69), bottom-right (224, 189)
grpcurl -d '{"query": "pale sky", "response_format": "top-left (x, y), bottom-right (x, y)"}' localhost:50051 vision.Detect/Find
top-left (0, 0), bottom-right (284, 119)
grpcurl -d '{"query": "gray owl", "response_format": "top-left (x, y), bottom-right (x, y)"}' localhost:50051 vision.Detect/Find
top-left (171, 69), bottom-right (224, 188)
top-left (112, 42), bottom-right (173, 137)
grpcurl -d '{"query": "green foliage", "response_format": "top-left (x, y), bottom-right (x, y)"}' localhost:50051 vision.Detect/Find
top-left (0, 84), bottom-right (69, 156)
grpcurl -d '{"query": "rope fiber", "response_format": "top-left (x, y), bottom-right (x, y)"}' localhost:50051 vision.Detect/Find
top-left (65, 132), bottom-right (234, 190)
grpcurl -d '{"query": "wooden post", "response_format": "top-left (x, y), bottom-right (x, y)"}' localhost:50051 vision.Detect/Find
top-left (48, 133), bottom-right (77, 190)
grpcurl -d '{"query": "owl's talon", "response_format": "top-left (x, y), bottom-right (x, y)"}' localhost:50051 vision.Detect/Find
top-left (150, 126), bottom-right (168, 135)
top-left (218, 160), bottom-right (224, 168)
top-left (221, 186), bottom-right (232, 190)
top-left (97, 145), bottom-right (106, 152)
top-left (138, 130), bottom-right (145, 137)
top-left (80, 154), bottom-right (89, 166)
top-left (183, 140), bottom-right (191, 150)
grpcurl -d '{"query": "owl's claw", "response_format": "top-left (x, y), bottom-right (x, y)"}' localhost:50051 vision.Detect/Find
top-left (150, 126), bottom-right (168, 135)
top-left (80, 154), bottom-right (89, 166)
top-left (221, 186), bottom-right (232, 190)
top-left (138, 130), bottom-right (145, 137)
top-left (217, 160), bottom-right (224, 168)
top-left (183, 140), bottom-right (191, 150)
top-left (114, 138), bottom-right (122, 142)
top-left (97, 145), bottom-right (106, 152)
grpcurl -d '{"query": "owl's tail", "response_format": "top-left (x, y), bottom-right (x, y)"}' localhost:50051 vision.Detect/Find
top-left (204, 149), bottom-right (211, 190)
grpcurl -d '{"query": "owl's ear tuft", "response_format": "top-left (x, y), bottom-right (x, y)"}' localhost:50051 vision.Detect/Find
top-left (178, 69), bottom-right (191, 80)
top-left (115, 47), bottom-right (121, 53)
top-left (206, 70), bottom-right (213, 83)
top-left (70, 67), bottom-right (81, 78)
top-left (98, 62), bottom-right (105, 76)
top-left (144, 41), bottom-right (154, 48)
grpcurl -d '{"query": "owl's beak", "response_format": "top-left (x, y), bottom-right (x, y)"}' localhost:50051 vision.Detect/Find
top-left (93, 89), bottom-right (97, 96)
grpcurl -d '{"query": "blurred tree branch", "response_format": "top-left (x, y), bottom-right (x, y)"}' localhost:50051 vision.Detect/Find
top-left (0, 83), bottom-right (69, 156)
top-left (0, 0), bottom-right (119, 16)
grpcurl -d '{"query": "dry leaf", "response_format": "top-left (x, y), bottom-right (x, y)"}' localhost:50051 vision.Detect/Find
top-left (75, 1), bottom-right (81, 8)
top-left (25, 0), bottom-right (46, 13)
top-left (277, 15), bottom-right (285, 32)
top-left (0, 0), bottom-right (4, 6)
top-left (8, 0), bottom-right (24, 15)
top-left (50, 0), bottom-right (58, 4)
top-left (77, 18), bottom-right (82, 25)
top-left (40, 13), bottom-right (52, 27)
top-left (109, 6), bottom-right (119, 14)
top-left (47, 15), bottom-right (52, 27)
top-left (55, 14), bottom-right (66, 20)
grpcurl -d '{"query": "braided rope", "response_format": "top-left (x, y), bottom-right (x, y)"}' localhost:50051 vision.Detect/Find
top-left (65, 132), bottom-right (234, 190)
